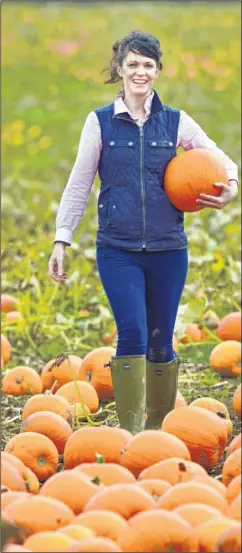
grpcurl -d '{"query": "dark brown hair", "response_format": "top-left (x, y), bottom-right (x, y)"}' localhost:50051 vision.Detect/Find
top-left (103, 30), bottom-right (163, 84)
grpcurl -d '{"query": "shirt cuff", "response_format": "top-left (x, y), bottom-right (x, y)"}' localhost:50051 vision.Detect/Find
top-left (54, 228), bottom-right (73, 245)
top-left (227, 170), bottom-right (239, 183)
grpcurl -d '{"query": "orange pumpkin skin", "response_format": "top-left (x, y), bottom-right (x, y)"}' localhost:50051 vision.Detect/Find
top-left (22, 394), bottom-right (72, 424)
top-left (191, 516), bottom-right (239, 553)
top-left (5, 311), bottom-right (22, 323)
top-left (77, 347), bottom-right (115, 400)
top-left (55, 381), bottom-right (99, 413)
top-left (22, 410), bottom-right (72, 455)
top-left (23, 531), bottom-right (75, 552)
top-left (47, 355), bottom-right (82, 386)
top-left (227, 433), bottom-right (241, 457)
top-left (161, 406), bottom-right (227, 470)
top-left (209, 341), bottom-right (241, 377)
top-left (180, 323), bottom-right (205, 344)
top-left (83, 483), bottom-right (156, 520)
top-left (69, 537), bottom-right (122, 552)
top-left (118, 509), bottom-right (198, 552)
top-left (1, 334), bottom-right (11, 364)
top-left (2, 367), bottom-right (43, 396)
top-left (5, 432), bottom-right (59, 482)
top-left (175, 390), bottom-right (187, 408)
top-left (157, 481), bottom-right (227, 513)
top-left (5, 496), bottom-right (74, 536)
top-left (216, 311), bottom-right (241, 342)
top-left (164, 148), bottom-right (227, 212)
top-left (226, 475), bottom-right (241, 505)
top-left (1, 294), bottom-right (18, 313)
top-left (39, 470), bottom-right (100, 514)
top-left (189, 397), bottom-right (232, 438)
top-left (226, 493), bottom-right (241, 521)
top-left (137, 479), bottom-right (171, 500)
top-left (64, 426), bottom-right (130, 469)
top-left (1, 460), bottom-right (27, 492)
top-left (120, 430), bottom-right (190, 478)
top-left (74, 462), bottom-right (136, 486)
top-left (193, 476), bottom-right (227, 498)
top-left (3, 545), bottom-right (30, 553)
top-left (217, 524), bottom-right (242, 552)
top-left (75, 510), bottom-right (129, 542)
top-left (233, 385), bottom-right (241, 419)
top-left (222, 448), bottom-right (242, 486)
top-left (138, 457), bottom-right (206, 485)
top-left (173, 502), bottom-right (222, 527)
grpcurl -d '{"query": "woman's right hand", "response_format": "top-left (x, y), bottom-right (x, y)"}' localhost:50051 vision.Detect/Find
top-left (48, 242), bottom-right (67, 283)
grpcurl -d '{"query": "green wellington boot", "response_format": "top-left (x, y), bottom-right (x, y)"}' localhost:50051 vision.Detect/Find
top-left (145, 356), bottom-right (180, 430)
top-left (109, 355), bottom-right (146, 435)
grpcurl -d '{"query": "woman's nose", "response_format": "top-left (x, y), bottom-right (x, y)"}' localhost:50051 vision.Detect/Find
top-left (136, 66), bottom-right (146, 76)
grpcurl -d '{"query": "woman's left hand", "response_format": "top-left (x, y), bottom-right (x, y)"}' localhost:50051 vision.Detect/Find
top-left (196, 180), bottom-right (238, 210)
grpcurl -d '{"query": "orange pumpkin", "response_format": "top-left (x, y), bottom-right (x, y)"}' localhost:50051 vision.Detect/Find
top-left (59, 524), bottom-right (95, 540)
top-left (120, 430), bottom-right (190, 478)
top-left (1, 452), bottom-right (40, 494)
top-left (226, 493), bottom-right (241, 521)
top-left (217, 524), bottom-right (242, 552)
top-left (164, 148), bottom-right (227, 212)
top-left (222, 448), bottom-right (241, 486)
top-left (55, 381), bottom-right (99, 413)
top-left (2, 367), bottom-right (43, 396)
top-left (1, 294), bottom-right (18, 313)
top-left (227, 433), bottom-right (241, 457)
top-left (40, 360), bottom-right (61, 392)
top-left (192, 516), bottom-right (239, 553)
top-left (192, 475), bottom-right (226, 497)
top-left (1, 460), bottom-right (26, 492)
top-left (216, 311), bottom-right (241, 342)
top-left (5, 496), bottom-right (74, 535)
top-left (175, 390), bottom-right (187, 408)
top-left (64, 426), bottom-right (130, 469)
top-left (5, 432), bottom-right (59, 482)
top-left (118, 509), bottom-right (197, 552)
top-left (75, 510), bottom-right (129, 542)
top-left (189, 397), bottom-right (232, 438)
top-left (74, 462), bottom-right (136, 486)
top-left (5, 311), bottom-right (22, 323)
top-left (23, 531), bottom-right (75, 552)
top-left (39, 470), bottom-right (100, 514)
top-left (161, 406), bottom-right (227, 469)
top-left (22, 411), bottom-right (72, 454)
top-left (232, 385), bottom-right (241, 418)
top-left (137, 479), bottom-right (171, 500)
top-left (70, 537), bottom-right (122, 552)
top-left (173, 502), bottom-right (222, 527)
top-left (1, 491), bottom-right (31, 512)
top-left (138, 457), bottom-right (206, 485)
top-left (22, 394), bottom-right (72, 424)
top-left (209, 341), bottom-right (241, 377)
top-left (1, 334), bottom-right (11, 364)
top-left (77, 347), bottom-right (115, 400)
top-left (180, 323), bottom-right (206, 344)
top-left (157, 481), bottom-right (227, 513)
top-left (83, 483), bottom-right (155, 519)
top-left (226, 475), bottom-right (241, 505)
top-left (3, 546), bottom-right (30, 553)
top-left (45, 354), bottom-right (82, 387)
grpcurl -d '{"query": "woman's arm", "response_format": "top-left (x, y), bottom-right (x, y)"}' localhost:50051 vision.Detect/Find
top-left (177, 110), bottom-right (239, 185)
top-left (54, 111), bottom-right (102, 245)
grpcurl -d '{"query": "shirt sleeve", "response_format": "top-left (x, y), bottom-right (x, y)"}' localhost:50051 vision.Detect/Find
top-left (177, 110), bottom-right (239, 183)
top-left (54, 111), bottom-right (102, 245)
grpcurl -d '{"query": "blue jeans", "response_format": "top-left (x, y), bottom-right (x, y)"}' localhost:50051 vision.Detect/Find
top-left (96, 246), bottom-right (188, 363)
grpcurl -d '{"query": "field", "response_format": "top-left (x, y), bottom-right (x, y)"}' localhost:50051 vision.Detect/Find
top-left (1, 1), bottom-right (241, 474)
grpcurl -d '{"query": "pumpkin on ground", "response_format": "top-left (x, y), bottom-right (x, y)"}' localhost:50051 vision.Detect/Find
top-left (209, 341), bottom-right (241, 377)
top-left (173, 502), bottom-right (222, 527)
top-left (232, 384), bottom-right (241, 418)
top-left (191, 516), bottom-right (239, 553)
top-left (1, 461), bottom-right (27, 492)
top-left (180, 323), bottom-right (206, 343)
top-left (5, 311), bottom-right (22, 323)
top-left (23, 530), bottom-right (76, 552)
top-left (2, 367), bottom-right (43, 396)
top-left (64, 426), bottom-right (131, 468)
top-left (55, 381), bottom-right (99, 413)
top-left (226, 433), bottom-right (241, 457)
top-left (226, 475), bottom-right (241, 505)
top-left (1, 294), bottom-right (18, 313)
top-left (1, 334), bottom-right (11, 364)
top-left (39, 470), bottom-right (100, 514)
top-left (40, 361), bottom-right (61, 392)
top-left (164, 148), bottom-right (227, 212)
top-left (59, 524), bottom-right (95, 540)
top-left (217, 524), bottom-right (242, 552)
top-left (118, 509), bottom-right (197, 552)
top-left (192, 475), bottom-right (227, 498)
top-left (137, 478), bottom-right (171, 500)
top-left (45, 355), bottom-right (83, 387)
top-left (22, 410), bottom-right (72, 454)
top-left (69, 536), bottom-right (122, 552)
top-left (222, 448), bottom-right (241, 486)
top-left (175, 390), bottom-right (187, 408)
top-left (120, 430), bottom-right (190, 478)
top-left (216, 311), bottom-right (241, 342)
top-left (189, 397), bottom-right (233, 438)
top-left (77, 347), bottom-right (115, 400)
top-left (138, 457), bottom-right (206, 485)
top-left (5, 496), bottom-right (74, 535)
top-left (226, 493), bottom-right (241, 521)
top-left (22, 394), bottom-right (72, 424)
top-left (1, 452), bottom-right (39, 494)
top-left (5, 432), bottom-right (59, 481)
top-left (161, 405), bottom-right (227, 469)
top-left (75, 510), bottom-right (129, 542)
top-left (83, 483), bottom-right (156, 519)
top-left (1, 491), bottom-right (31, 512)
top-left (74, 462), bottom-right (136, 486)
top-left (157, 481), bottom-right (227, 513)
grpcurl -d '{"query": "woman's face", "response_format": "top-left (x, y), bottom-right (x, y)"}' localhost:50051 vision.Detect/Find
top-left (118, 51), bottom-right (159, 98)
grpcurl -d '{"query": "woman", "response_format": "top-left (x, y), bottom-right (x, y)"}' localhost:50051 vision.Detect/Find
top-left (48, 31), bottom-right (238, 434)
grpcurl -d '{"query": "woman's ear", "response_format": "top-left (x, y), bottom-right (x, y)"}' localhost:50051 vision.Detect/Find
top-left (117, 66), bottom-right (123, 78)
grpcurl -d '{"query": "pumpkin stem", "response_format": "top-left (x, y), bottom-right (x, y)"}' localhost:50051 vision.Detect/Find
top-left (15, 377), bottom-right (23, 384)
top-left (96, 453), bottom-right (105, 464)
top-left (178, 462), bottom-right (186, 472)
top-left (37, 455), bottom-right (47, 467)
top-left (217, 411), bottom-right (226, 419)
top-left (91, 476), bottom-right (101, 485)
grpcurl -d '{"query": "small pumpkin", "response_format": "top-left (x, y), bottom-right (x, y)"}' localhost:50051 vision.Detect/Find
top-left (23, 531), bottom-right (75, 552)
top-left (1, 460), bottom-right (26, 492)
top-left (232, 384), bottom-right (241, 418)
top-left (22, 411), bottom-right (72, 455)
top-left (75, 510), bottom-right (129, 542)
top-left (157, 481), bottom-right (227, 513)
top-left (216, 311), bottom-right (241, 342)
top-left (55, 381), bottom-right (99, 413)
top-left (83, 483), bottom-right (155, 520)
top-left (209, 341), bottom-right (241, 377)
top-left (1, 294), bottom-right (18, 313)
top-left (1, 334), bottom-right (11, 365)
top-left (222, 448), bottom-right (241, 486)
top-left (180, 323), bottom-right (206, 344)
top-left (217, 524), bottom-right (242, 552)
top-left (45, 354), bottom-right (82, 386)
top-left (5, 496), bottom-right (74, 535)
top-left (77, 347), bottom-right (115, 400)
top-left (2, 367), bottom-right (43, 396)
top-left (22, 394), bottom-right (72, 424)
top-left (138, 457), bottom-right (206, 485)
top-left (192, 516), bottom-right (239, 553)
top-left (5, 432), bottom-right (58, 482)
top-left (40, 469), bottom-right (100, 514)
top-left (74, 462), bottom-right (136, 486)
top-left (189, 397), bottom-right (232, 438)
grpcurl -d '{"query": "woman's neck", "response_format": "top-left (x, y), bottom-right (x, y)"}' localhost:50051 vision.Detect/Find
top-left (123, 91), bottom-right (151, 121)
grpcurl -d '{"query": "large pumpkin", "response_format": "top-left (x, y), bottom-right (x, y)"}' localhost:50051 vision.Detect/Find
top-left (164, 148), bottom-right (228, 212)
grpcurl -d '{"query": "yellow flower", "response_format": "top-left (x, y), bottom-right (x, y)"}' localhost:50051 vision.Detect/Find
top-left (39, 136), bottom-right (52, 149)
top-left (11, 133), bottom-right (24, 146)
top-left (27, 125), bottom-right (41, 138)
top-left (11, 120), bottom-right (25, 131)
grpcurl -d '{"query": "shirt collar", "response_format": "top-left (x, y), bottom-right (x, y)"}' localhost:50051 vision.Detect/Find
top-left (114, 90), bottom-right (154, 120)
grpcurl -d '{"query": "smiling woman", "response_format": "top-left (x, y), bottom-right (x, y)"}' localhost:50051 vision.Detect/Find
top-left (48, 29), bottom-right (239, 437)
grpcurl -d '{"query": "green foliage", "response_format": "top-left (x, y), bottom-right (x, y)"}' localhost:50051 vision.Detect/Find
top-left (1, 2), bottom-right (241, 372)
